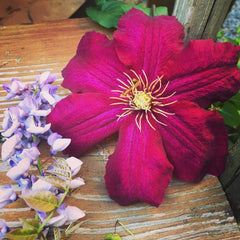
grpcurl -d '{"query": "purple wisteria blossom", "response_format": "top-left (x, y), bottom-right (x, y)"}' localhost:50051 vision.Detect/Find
top-left (0, 218), bottom-right (8, 239)
top-left (46, 203), bottom-right (85, 227)
top-left (0, 185), bottom-right (17, 209)
top-left (1, 72), bottom-right (85, 236)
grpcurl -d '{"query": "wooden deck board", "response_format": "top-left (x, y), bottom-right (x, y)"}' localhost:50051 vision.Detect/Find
top-left (0, 18), bottom-right (239, 239)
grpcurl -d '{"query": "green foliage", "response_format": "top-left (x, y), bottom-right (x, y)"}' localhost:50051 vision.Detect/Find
top-left (215, 24), bottom-right (240, 149)
top-left (20, 219), bottom-right (40, 231)
top-left (86, 0), bottom-right (168, 28)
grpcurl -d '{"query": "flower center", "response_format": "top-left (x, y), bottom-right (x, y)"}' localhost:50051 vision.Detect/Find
top-left (132, 91), bottom-right (152, 110)
top-left (110, 70), bottom-right (177, 131)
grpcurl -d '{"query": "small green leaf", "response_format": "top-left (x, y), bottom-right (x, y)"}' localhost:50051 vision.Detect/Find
top-left (121, 4), bottom-right (167, 17)
top-left (219, 101), bottom-right (240, 128)
top-left (5, 228), bottom-right (38, 240)
top-left (155, 6), bottom-right (168, 16)
top-left (216, 30), bottom-right (224, 39)
top-left (237, 25), bottom-right (240, 33)
top-left (235, 36), bottom-right (240, 45)
top-left (223, 38), bottom-right (238, 45)
top-left (104, 233), bottom-right (121, 240)
top-left (39, 176), bottom-right (67, 190)
top-left (22, 190), bottom-right (58, 212)
top-left (21, 219), bottom-right (40, 230)
top-left (86, 0), bottom-right (125, 28)
top-left (86, 0), bottom-right (168, 29)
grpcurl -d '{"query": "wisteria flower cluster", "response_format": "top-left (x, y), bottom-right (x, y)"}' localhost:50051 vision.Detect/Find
top-left (0, 72), bottom-right (85, 239)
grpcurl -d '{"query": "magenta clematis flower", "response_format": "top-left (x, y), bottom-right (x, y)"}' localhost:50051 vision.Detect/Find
top-left (47, 9), bottom-right (240, 206)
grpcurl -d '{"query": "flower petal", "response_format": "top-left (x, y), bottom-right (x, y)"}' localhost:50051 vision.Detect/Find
top-left (158, 101), bottom-right (228, 181)
top-left (164, 39), bottom-right (240, 108)
top-left (7, 158), bottom-right (31, 181)
top-left (105, 114), bottom-right (173, 206)
top-left (47, 93), bottom-right (122, 156)
top-left (114, 8), bottom-right (184, 80)
top-left (64, 206), bottom-right (85, 222)
top-left (62, 31), bottom-right (130, 94)
top-left (1, 134), bottom-right (22, 161)
top-left (66, 157), bottom-right (82, 176)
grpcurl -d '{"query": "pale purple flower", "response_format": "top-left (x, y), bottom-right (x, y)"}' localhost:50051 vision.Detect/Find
top-left (2, 107), bottom-right (20, 137)
top-left (0, 185), bottom-right (17, 208)
top-left (7, 158), bottom-right (31, 181)
top-left (30, 108), bottom-right (51, 117)
top-left (66, 157), bottom-right (83, 177)
top-left (1, 133), bottom-right (22, 161)
top-left (32, 179), bottom-right (54, 192)
top-left (48, 133), bottom-right (71, 155)
top-left (3, 78), bottom-right (25, 100)
top-left (0, 218), bottom-right (8, 239)
top-left (25, 116), bottom-right (51, 134)
top-left (36, 71), bottom-right (58, 87)
top-left (67, 177), bottom-right (85, 189)
top-left (19, 147), bottom-right (40, 163)
top-left (47, 204), bottom-right (85, 227)
top-left (40, 84), bottom-right (61, 105)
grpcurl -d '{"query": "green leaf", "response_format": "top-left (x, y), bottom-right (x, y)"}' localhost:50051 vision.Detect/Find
top-left (86, 0), bottom-right (125, 28)
top-left (38, 176), bottom-right (67, 191)
top-left (216, 30), bottom-right (224, 39)
top-left (155, 6), bottom-right (168, 16)
top-left (235, 36), bottom-right (240, 44)
top-left (5, 228), bottom-right (38, 240)
top-left (223, 38), bottom-right (238, 45)
top-left (86, 0), bottom-right (168, 29)
top-left (21, 219), bottom-right (40, 230)
top-left (22, 190), bottom-right (58, 212)
top-left (104, 233), bottom-right (122, 240)
top-left (229, 91), bottom-right (240, 108)
top-left (121, 4), bottom-right (167, 17)
top-left (237, 24), bottom-right (240, 34)
top-left (219, 101), bottom-right (240, 128)
top-left (46, 157), bottom-right (71, 179)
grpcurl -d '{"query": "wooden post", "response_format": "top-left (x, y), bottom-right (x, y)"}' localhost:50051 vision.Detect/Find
top-left (172, 0), bottom-right (235, 43)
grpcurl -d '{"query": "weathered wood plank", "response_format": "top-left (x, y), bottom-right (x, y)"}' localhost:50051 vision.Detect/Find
top-left (0, 18), bottom-right (239, 239)
top-left (173, 0), bottom-right (234, 42)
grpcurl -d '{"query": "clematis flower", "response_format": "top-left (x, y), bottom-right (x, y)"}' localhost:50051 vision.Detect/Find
top-left (47, 9), bottom-right (240, 206)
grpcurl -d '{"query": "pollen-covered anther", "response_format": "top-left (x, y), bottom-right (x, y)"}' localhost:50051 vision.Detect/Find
top-left (132, 91), bottom-right (152, 110)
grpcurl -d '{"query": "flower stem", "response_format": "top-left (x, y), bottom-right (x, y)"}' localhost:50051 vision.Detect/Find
top-left (115, 220), bottom-right (134, 237)
top-left (37, 178), bottom-right (71, 233)
top-left (32, 134), bottom-right (42, 174)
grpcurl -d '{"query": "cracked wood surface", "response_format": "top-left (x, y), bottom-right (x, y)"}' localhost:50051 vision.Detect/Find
top-left (0, 18), bottom-right (240, 239)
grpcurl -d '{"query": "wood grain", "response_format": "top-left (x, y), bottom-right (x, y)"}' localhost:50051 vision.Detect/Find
top-left (0, 18), bottom-right (239, 239)
top-left (172, 0), bottom-right (234, 43)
